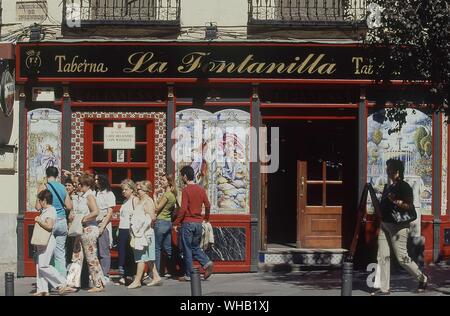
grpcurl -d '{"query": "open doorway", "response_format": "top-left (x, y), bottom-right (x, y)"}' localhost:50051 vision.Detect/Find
top-left (264, 119), bottom-right (358, 249)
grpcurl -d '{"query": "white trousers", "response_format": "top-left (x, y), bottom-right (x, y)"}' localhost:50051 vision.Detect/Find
top-left (36, 236), bottom-right (66, 293)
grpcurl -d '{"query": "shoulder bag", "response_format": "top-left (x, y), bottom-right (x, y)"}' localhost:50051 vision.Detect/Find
top-left (381, 183), bottom-right (417, 224)
top-left (31, 222), bottom-right (51, 246)
top-left (68, 214), bottom-right (83, 237)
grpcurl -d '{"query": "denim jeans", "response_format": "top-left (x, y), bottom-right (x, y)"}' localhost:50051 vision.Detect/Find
top-left (180, 222), bottom-right (211, 278)
top-left (53, 218), bottom-right (68, 277)
top-left (154, 219), bottom-right (173, 274)
top-left (97, 227), bottom-right (111, 277)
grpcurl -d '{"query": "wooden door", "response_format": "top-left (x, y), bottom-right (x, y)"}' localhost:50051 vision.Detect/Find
top-left (297, 160), bottom-right (342, 248)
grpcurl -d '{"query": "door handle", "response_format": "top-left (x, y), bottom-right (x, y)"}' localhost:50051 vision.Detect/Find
top-left (300, 176), bottom-right (305, 197)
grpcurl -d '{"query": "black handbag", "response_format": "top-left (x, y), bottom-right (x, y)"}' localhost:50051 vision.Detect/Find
top-left (390, 204), bottom-right (417, 224)
top-left (380, 183), bottom-right (417, 224)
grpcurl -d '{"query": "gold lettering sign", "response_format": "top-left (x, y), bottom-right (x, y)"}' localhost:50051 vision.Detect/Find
top-left (123, 52), bottom-right (168, 73)
top-left (175, 52), bottom-right (336, 75)
top-left (46, 51), bottom-right (341, 77)
top-left (352, 57), bottom-right (374, 75)
top-left (55, 55), bottom-right (108, 73)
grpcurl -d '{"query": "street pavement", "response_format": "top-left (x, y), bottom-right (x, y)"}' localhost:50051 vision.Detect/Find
top-left (1, 264), bottom-right (449, 296)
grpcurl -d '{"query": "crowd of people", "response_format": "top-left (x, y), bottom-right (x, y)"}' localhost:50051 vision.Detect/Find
top-left (32, 165), bottom-right (214, 296)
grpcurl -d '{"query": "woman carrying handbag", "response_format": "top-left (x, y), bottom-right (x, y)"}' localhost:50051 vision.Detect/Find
top-left (64, 174), bottom-right (105, 293)
top-left (371, 159), bottom-right (428, 296)
top-left (33, 189), bottom-right (67, 296)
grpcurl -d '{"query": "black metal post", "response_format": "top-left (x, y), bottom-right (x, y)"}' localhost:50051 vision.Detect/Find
top-left (250, 87), bottom-right (261, 272)
top-left (190, 268), bottom-right (202, 296)
top-left (341, 261), bottom-right (353, 296)
top-left (5, 272), bottom-right (14, 296)
top-left (166, 86), bottom-right (175, 175)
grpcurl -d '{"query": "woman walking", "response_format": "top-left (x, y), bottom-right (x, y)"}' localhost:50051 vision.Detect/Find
top-left (117, 179), bottom-right (138, 285)
top-left (65, 174), bottom-right (105, 293)
top-left (153, 174), bottom-right (177, 277)
top-left (95, 174), bottom-right (116, 283)
top-left (64, 176), bottom-right (80, 269)
top-left (372, 159), bottom-right (428, 295)
top-left (128, 180), bottom-right (162, 288)
top-left (33, 189), bottom-right (67, 296)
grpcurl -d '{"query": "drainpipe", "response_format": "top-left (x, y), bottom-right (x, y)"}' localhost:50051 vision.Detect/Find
top-left (17, 87), bottom-right (26, 277)
top-left (0, 0), bottom-right (3, 36)
top-left (432, 112), bottom-right (442, 262)
top-left (250, 86), bottom-right (261, 272)
top-left (358, 88), bottom-right (367, 201)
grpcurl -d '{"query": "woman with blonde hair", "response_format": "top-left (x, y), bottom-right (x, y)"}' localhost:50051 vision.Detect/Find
top-left (117, 179), bottom-right (139, 285)
top-left (128, 180), bottom-right (162, 288)
top-left (65, 173), bottom-right (105, 293)
top-left (153, 174), bottom-right (178, 276)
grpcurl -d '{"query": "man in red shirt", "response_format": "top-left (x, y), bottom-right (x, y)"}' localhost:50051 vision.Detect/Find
top-left (173, 166), bottom-right (214, 281)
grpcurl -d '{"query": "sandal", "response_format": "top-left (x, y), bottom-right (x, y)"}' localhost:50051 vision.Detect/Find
top-left (417, 274), bottom-right (429, 293)
top-left (62, 287), bottom-right (78, 294)
top-left (87, 286), bottom-right (105, 293)
top-left (127, 282), bottom-right (142, 289)
top-left (370, 289), bottom-right (391, 296)
top-left (147, 279), bottom-right (163, 287)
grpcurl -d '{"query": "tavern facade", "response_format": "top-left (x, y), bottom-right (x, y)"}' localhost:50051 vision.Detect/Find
top-left (0, 0), bottom-right (448, 276)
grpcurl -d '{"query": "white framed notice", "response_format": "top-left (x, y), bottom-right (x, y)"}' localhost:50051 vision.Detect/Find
top-left (116, 150), bottom-right (125, 163)
top-left (104, 122), bottom-right (135, 149)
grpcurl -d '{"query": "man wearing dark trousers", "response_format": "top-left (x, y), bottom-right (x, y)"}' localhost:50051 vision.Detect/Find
top-left (173, 166), bottom-right (214, 281)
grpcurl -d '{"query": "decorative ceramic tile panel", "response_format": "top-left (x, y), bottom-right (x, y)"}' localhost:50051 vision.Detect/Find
top-left (27, 109), bottom-right (62, 210)
top-left (175, 109), bottom-right (250, 214)
top-left (367, 109), bottom-right (433, 220)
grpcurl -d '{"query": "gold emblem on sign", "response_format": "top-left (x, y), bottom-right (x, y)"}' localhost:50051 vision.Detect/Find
top-left (25, 50), bottom-right (42, 70)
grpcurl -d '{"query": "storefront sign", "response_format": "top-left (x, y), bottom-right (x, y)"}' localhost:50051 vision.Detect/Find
top-left (0, 70), bottom-right (14, 117)
top-left (104, 122), bottom-right (135, 149)
top-left (16, 1), bottom-right (48, 22)
top-left (17, 43), bottom-right (406, 81)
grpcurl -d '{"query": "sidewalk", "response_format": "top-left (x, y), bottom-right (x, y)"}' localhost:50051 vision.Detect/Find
top-left (1, 265), bottom-right (449, 296)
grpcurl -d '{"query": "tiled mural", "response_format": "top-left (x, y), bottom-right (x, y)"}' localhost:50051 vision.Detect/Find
top-left (26, 109), bottom-right (62, 211)
top-left (175, 109), bottom-right (250, 214)
top-left (367, 109), bottom-right (433, 224)
top-left (71, 111), bottom-right (166, 193)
